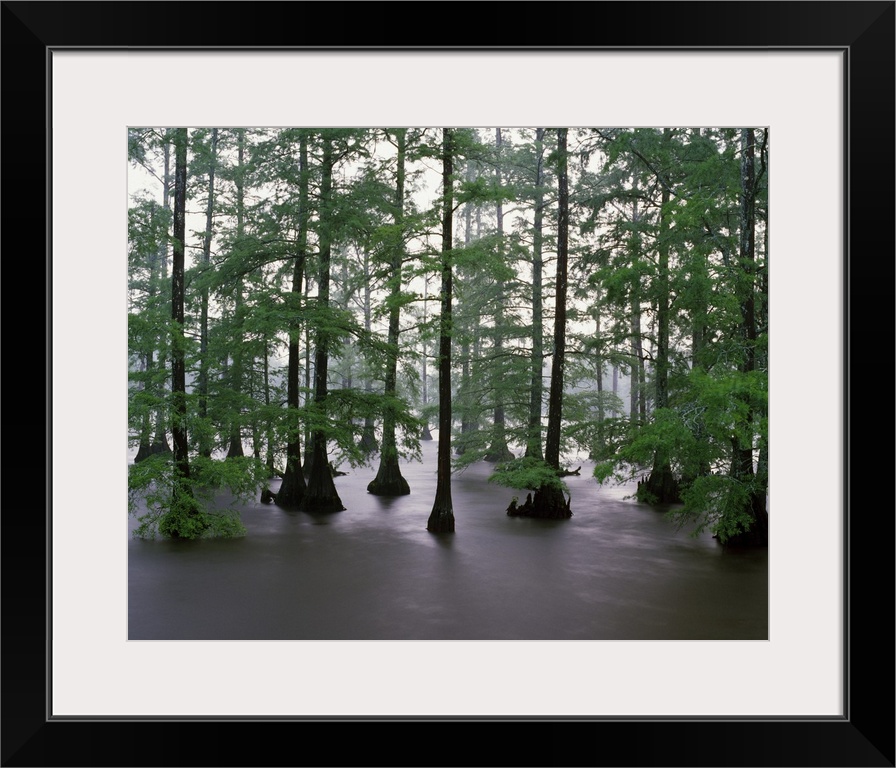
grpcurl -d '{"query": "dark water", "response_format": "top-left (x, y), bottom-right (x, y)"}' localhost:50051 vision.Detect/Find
top-left (128, 441), bottom-right (768, 640)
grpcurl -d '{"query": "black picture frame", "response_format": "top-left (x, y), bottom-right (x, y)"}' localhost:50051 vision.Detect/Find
top-left (5, 2), bottom-right (893, 766)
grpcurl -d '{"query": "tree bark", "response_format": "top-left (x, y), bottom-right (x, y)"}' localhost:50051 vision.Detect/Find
top-left (531, 128), bottom-right (572, 519)
top-left (137, 134), bottom-right (173, 461)
top-left (456, 157), bottom-right (478, 454)
top-left (226, 129), bottom-right (247, 458)
top-left (485, 127), bottom-right (514, 464)
top-left (525, 129), bottom-right (546, 460)
top-left (420, 276), bottom-right (433, 441)
top-left (369, 129), bottom-right (410, 496)
top-left (629, 195), bottom-right (644, 424)
top-left (161, 127), bottom-right (201, 537)
top-left (197, 128), bottom-right (218, 458)
top-left (299, 134), bottom-right (345, 513)
top-left (427, 128), bottom-right (456, 533)
top-left (170, 128), bottom-right (191, 483)
top-left (276, 133), bottom-right (309, 508)
top-left (134, 201), bottom-right (172, 463)
top-left (358, 248), bottom-right (378, 455)
top-left (727, 127), bottom-right (768, 546)
top-left (589, 307), bottom-right (605, 460)
top-left (642, 131), bottom-right (681, 503)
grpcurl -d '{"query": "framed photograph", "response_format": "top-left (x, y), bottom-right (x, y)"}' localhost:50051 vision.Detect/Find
top-left (8, 1), bottom-right (892, 765)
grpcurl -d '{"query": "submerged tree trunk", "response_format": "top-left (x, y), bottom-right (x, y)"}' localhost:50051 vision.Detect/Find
top-left (530, 128), bottom-right (572, 519)
top-left (151, 136), bottom-right (174, 456)
top-left (456, 158), bottom-right (479, 455)
top-left (226, 129), bottom-right (247, 459)
top-left (169, 128), bottom-right (191, 483)
top-left (161, 128), bottom-right (201, 537)
top-left (303, 279), bottom-right (314, 473)
top-left (427, 128), bottom-right (456, 533)
top-left (137, 137), bottom-right (173, 462)
top-left (197, 128), bottom-right (218, 458)
top-left (369, 129), bottom-right (410, 496)
top-left (525, 129), bottom-right (546, 460)
top-left (642, 137), bottom-right (681, 503)
top-left (134, 205), bottom-right (172, 463)
top-left (726, 127), bottom-right (767, 547)
top-left (299, 134), bottom-right (345, 514)
top-left (484, 127), bottom-right (514, 464)
top-left (276, 133), bottom-right (309, 508)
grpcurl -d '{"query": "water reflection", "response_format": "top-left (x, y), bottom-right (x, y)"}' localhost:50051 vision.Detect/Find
top-left (128, 443), bottom-right (768, 640)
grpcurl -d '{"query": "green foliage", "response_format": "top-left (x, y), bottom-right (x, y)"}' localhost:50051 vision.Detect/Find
top-left (561, 390), bottom-right (626, 455)
top-left (126, 126), bottom-right (768, 544)
top-left (591, 408), bottom-right (687, 472)
top-left (128, 453), bottom-right (267, 540)
top-left (317, 388), bottom-right (424, 469)
top-left (668, 473), bottom-right (763, 543)
top-left (488, 456), bottom-right (567, 494)
top-left (673, 367), bottom-right (767, 457)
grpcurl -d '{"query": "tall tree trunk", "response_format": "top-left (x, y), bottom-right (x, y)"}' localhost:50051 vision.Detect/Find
top-left (589, 306), bottom-right (605, 460)
top-left (276, 133), bottom-right (309, 508)
top-left (530, 128), bottom-right (572, 519)
top-left (358, 248), bottom-right (378, 454)
top-left (643, 132), bottom-right (681, 503)
top-left (339, 256), bottom-right (353, 391)
top-left (420, 276), bottom-right (433, 441)
top-left (485, 127), bottom-right (513, 463)
top-left (627, 191), bottom-right (647, 425)
top-left (456, 158), bottom-right (478, 454)
top-left (134, 351), bottom-right (153, 460)
top-left (227, 129), bottom-right (247, 458)
top-left (262, 333), bottom-right (275, 476)
top-left (170, 128), bottom-right (191, 483)
top-left (162, 127), bottom-right (200, 536)
top-left (149, 136), bottom-right (173, 458)
top-left (727, 127), bottom-right (768, 546)
top-left (525, 128), bottom-right (546, 460)
top-left (612, 365), bottom-right (619, 415)
top-left (299, 134), bottom-right (345, 513)
top-left (197, 128), bottom-right (218, 458)
top-left (303, 277), bottom-right (314, 471)
top-left (369, 128), bottom-right (410, 496)
top-left (427, 128), bottom-right (456, 533)
top-left (134, 203), bottom-right (171, 462)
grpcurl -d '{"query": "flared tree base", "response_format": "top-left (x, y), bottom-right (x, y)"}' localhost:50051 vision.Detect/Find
top-left (506, 487), bottom-right (572, 519)
top-left (421, 425), bottom-right (433, 441)
top-left (298, 457), bottom-right (345, 513)
top-left (134, 442), bottom-right (171, 464)
top-left (298, 493), bottom-right (346, 514)
top-left (426, 507), bottom-right (455, 533)
top-left (721, 496), bottom-right (768, 547)
top-left (367, 460), bottom-right (410, 496)
top-left (636, 463), bottom-right (682, 504)
top-left (484, 445), bottom-right (515, 463)
top-left (275, 470), bottom-right (306, 509)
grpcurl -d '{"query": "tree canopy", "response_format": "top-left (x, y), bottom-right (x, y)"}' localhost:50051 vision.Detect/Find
top-left (128, 126), bottom-right (768, 545)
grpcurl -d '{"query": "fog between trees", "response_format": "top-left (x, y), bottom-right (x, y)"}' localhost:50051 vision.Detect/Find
top-left (128, 127), bottom-right (768, 546)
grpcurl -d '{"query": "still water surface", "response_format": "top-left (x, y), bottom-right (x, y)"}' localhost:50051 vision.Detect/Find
top-left (128, 442), bottom-right (768, 640)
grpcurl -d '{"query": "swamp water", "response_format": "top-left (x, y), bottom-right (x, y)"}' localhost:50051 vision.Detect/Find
top-left (128, 441), bottom-right (768, 641)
